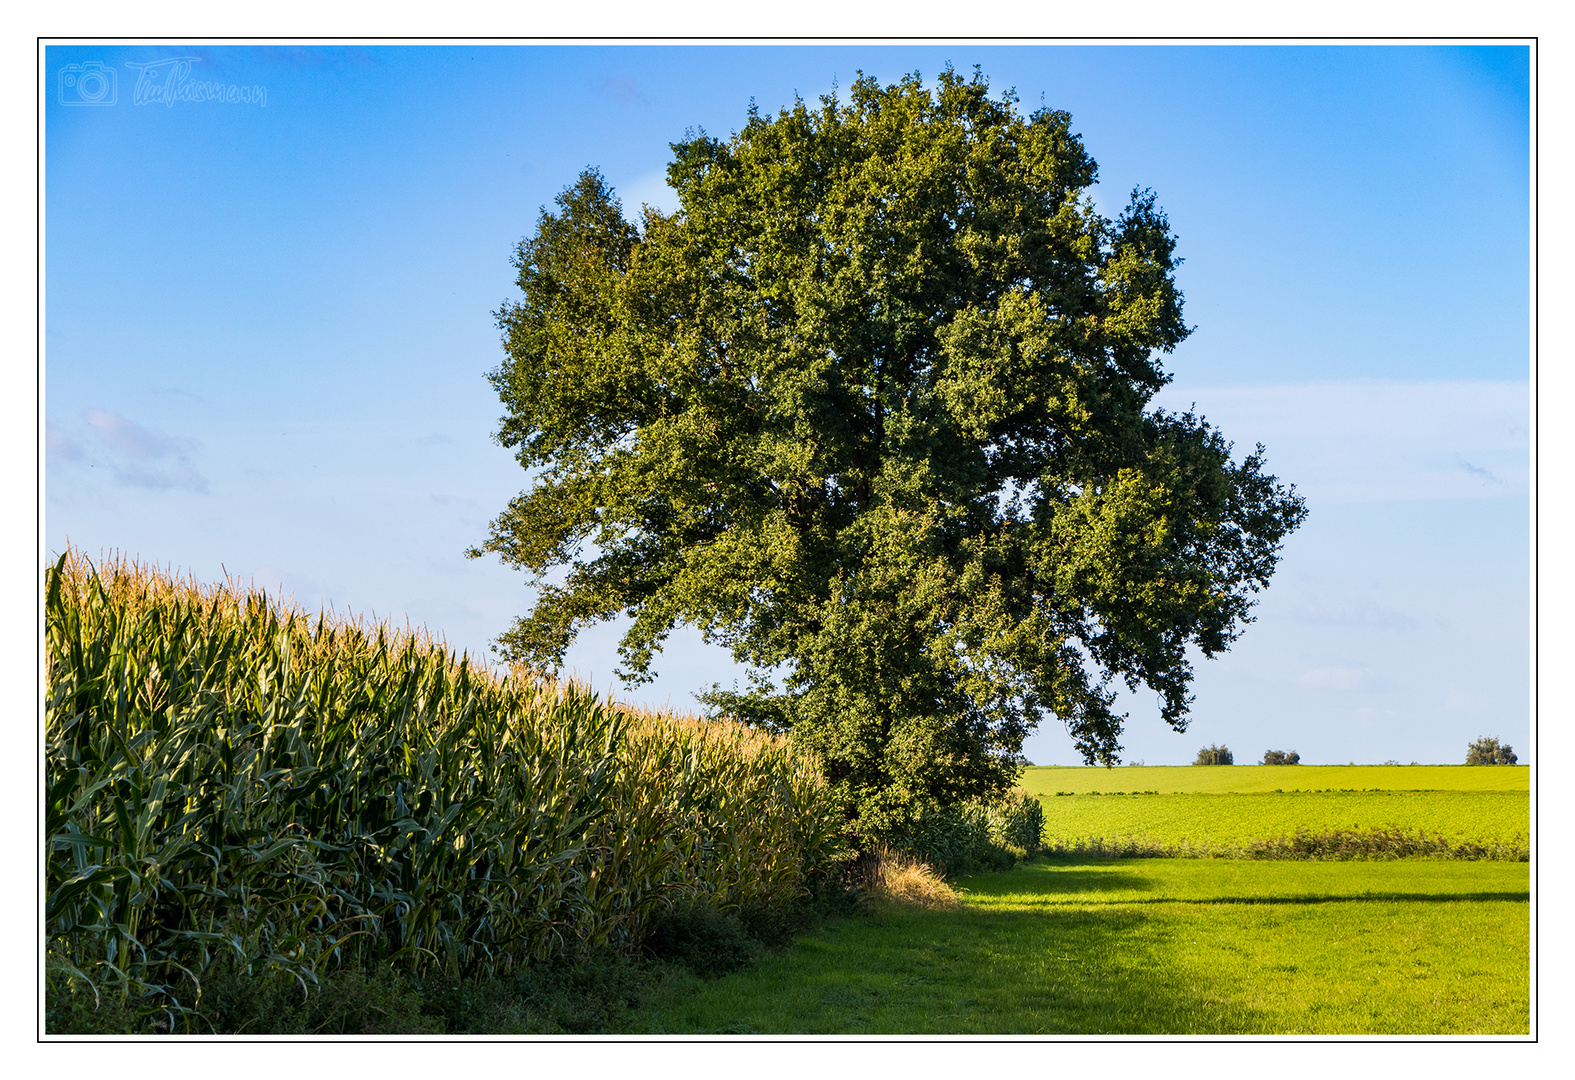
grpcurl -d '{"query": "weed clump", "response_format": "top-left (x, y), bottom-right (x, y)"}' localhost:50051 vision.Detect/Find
top-left (852, 847), bottom-right (959, 911)
top-left (642, 900), bottom-right (762, 977)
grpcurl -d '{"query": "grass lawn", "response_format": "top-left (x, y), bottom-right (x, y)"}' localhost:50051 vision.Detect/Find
top-left (629, 858), bottom-right (1529, 1035)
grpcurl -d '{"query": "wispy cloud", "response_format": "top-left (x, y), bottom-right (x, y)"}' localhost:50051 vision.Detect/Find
top-left (1457, 457), bottom-right (1505, 485)
top-left (65, 409), bottom-right (210, 493)
top-left (1152, 379), bottom-right (1529, 503)
top-left (1288, 600), bottom-right (1417, 632)
top-left (596, 76), bottom-right (645, 104)
top-left (46, 423), bottom-right (85, 463)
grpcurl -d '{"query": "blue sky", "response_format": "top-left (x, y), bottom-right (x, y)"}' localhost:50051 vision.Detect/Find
top-left (42, 43), bottom-right (1531, 766)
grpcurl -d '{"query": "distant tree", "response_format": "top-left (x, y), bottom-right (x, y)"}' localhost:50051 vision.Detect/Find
top-left (471, 66), bottom-right (1306, 839)
top-left (1193, 744), bottom-right (1234, 766)
top-left (1260, 749), bottom-right (1299, 765)
top-left (1465, 737), bottom-right (1517, 765)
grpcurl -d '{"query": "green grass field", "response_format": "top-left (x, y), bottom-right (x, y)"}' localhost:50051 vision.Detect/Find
top-left (631, 858), bottom-right (1530, 1034)
top-left (1021, 764), bottom-right (1529, 795)
top-left (1019, 765), bottom-right (1529, 857)
top-left (629, 765), bottom-right (1532, 1034)
top-left (1038, 791), bottom-right (1527, 850)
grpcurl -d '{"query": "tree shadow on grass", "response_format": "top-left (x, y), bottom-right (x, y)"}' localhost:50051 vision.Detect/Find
top-left (960, 863), bottom-right (1162, 899)
top-left (957, 857), bottom-right (1528, 908)
top-left (635, 856), bottom-right (1528, 1035)
top-left (1121, 891), bottom-right (1529, 905)
top-left (632, 898), bottom-right (1269, 1035)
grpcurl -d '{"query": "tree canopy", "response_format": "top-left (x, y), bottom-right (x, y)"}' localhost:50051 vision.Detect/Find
top-left (470, 67), bottom-right (1307, 836)
top-left (1465, 737), bottom-right (1517, 765)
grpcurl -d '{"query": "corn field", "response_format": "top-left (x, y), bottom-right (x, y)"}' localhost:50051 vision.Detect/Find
top-left (44, 548), bottom-right (847, 1028)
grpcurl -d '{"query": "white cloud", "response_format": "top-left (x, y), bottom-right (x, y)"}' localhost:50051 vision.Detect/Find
top-left (70, 409), bottom-right (210, 493)
top-left (1152, 378), bottom-right (1529, 503)
top-left (87, 409), bottom-right (170, 458)
top-left (45, 423), bottom-right (84, 463)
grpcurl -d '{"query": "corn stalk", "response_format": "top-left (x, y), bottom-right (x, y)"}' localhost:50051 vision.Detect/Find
top-left (44, 548), bottom-right (847, 1028)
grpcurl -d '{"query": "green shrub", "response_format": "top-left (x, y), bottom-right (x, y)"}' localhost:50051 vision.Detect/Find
top-left (892, 788), bottom-right (1044, 879)
top-left (47, 955), bottom-right (442, 1035)
top-left (641, 899), bottom-right (762, 978)
top-left (45, 952), bottom-right (149, 1034)
top-left (198, 965), bottom-right (442, 1035)
top-left (893, 802), bottom-right (995, 879)
top-left (1466, 737), bottom-right (1518, 765)
top-left (987, 788), bottom-right (1045, 855)
top-left (1261, 750), bottom-right (1300, 765)
top-left (1194, 744), bottom-right (1234, 765)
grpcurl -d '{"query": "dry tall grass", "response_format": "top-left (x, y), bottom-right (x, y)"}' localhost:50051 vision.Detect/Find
top-left (853, 847), bottom-right (959, 911)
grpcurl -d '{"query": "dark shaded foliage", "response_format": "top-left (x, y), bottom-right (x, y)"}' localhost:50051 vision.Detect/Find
top-left (642, 900), bottom-right (763, 977)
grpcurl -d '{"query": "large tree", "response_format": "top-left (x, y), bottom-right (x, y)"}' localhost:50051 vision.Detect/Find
top-left (471, 68), bottom-right (1306, 836)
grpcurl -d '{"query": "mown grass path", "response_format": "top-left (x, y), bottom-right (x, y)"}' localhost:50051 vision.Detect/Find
top-left (632, 859), bottom-right (1529, 1035)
